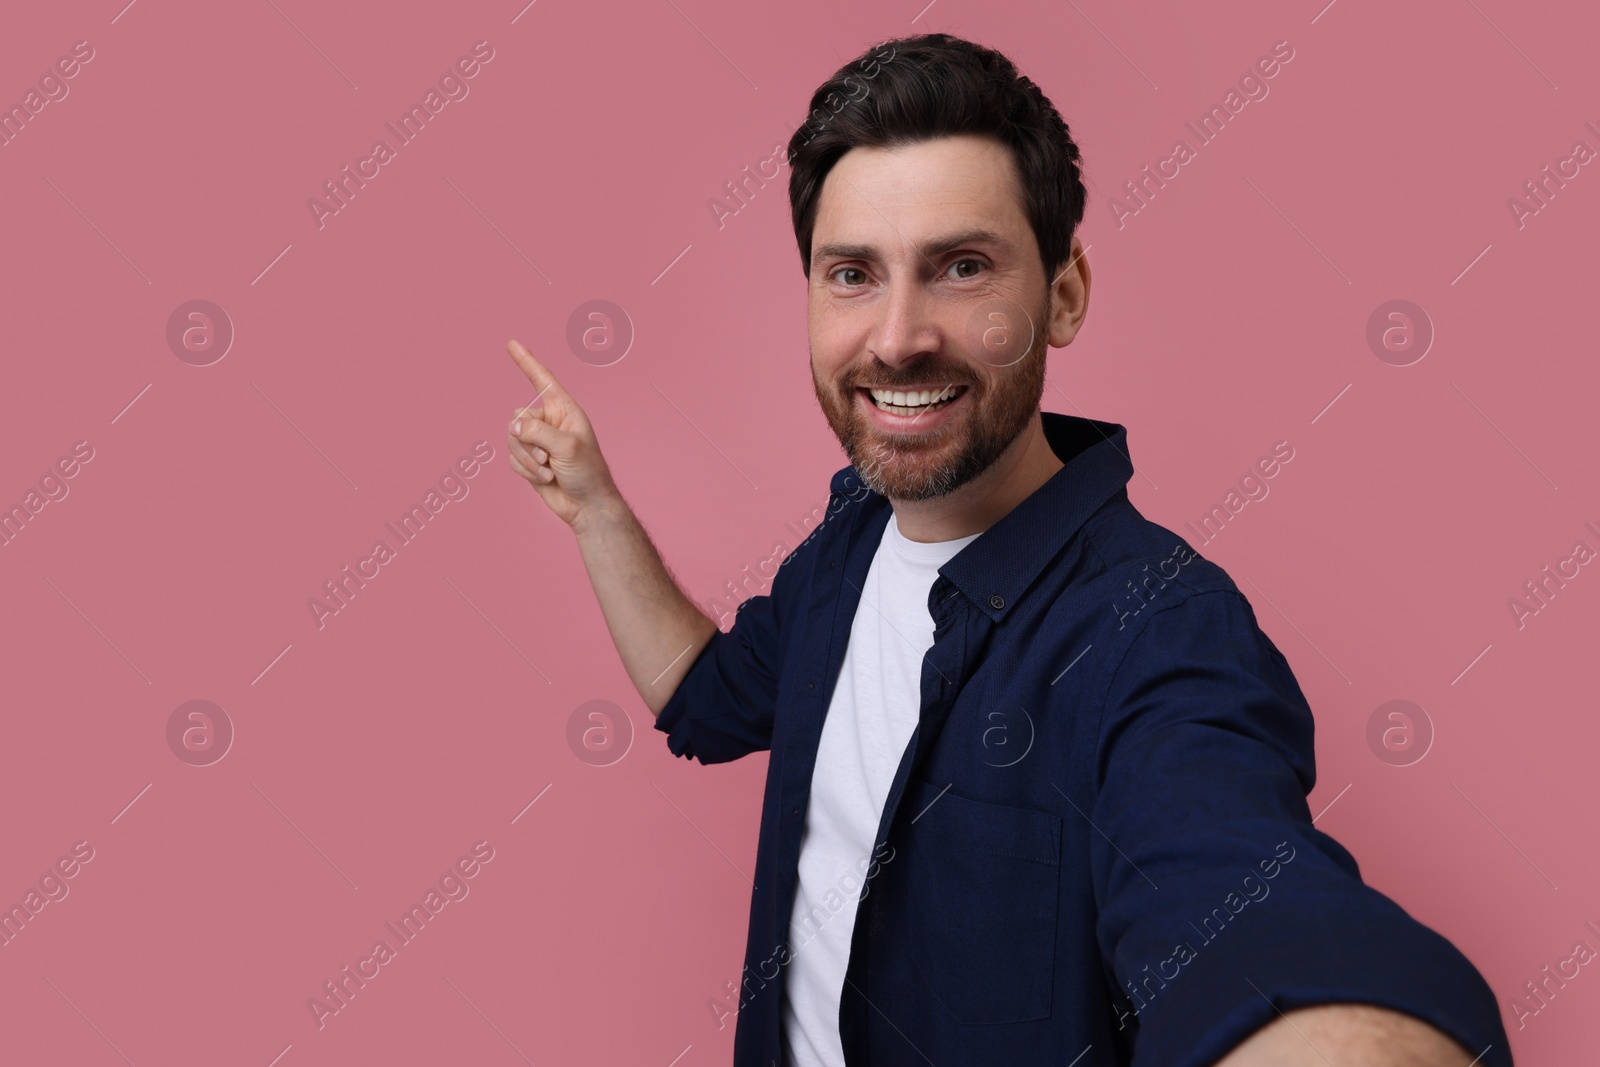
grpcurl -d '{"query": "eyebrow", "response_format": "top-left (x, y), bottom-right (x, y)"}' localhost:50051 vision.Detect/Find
top-left (810, 227), bottom-right (1011, 271)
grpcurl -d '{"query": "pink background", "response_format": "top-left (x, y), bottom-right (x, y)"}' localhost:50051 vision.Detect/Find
top-left (2, 0), bottom-right (1596, 1062)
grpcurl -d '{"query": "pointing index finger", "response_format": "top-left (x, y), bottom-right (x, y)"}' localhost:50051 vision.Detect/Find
top-left (506, 339), bottom-right (565, 405)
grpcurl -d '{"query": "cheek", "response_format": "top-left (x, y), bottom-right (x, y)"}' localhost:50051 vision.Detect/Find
top-left (807, 300), bottom-right (835, 352)
top-left (809, 320), bottom-right (862, 375)
top-left (808, 351), bottom-right (846, 396)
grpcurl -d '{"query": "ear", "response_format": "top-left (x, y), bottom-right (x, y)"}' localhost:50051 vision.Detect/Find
top-left (1046, 235), bottom-right (1090, 348)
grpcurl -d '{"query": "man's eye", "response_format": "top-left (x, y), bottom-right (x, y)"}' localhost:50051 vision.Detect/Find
top-left (832, 267), bottom-right (867, 286)
top-left (948, 258), bottom-right (984, 279)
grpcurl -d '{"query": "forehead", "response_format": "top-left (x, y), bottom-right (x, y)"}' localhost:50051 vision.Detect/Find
top-left (811, 134), bottom-right (1030, 259)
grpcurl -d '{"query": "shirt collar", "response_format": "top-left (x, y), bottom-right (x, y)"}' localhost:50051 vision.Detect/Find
top-left (829, 411), bottom-right (1135, 622)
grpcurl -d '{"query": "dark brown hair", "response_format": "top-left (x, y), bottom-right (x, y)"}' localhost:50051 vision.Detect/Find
top-left (786, 33), bottom-right (1088, 281)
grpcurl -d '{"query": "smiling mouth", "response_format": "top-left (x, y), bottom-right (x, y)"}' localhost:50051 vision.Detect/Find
top-left (857, 383), bottom-right (968, 416)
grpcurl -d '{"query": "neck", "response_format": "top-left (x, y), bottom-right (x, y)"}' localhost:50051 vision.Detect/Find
top-left (890, 411), bottom-right (1065, 543)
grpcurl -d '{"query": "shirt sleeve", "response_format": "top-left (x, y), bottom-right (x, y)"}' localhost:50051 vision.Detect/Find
top-left (653, 521), bottom-right (818, 765)
top-left (1091, 587), bottom-right (1511, 1067)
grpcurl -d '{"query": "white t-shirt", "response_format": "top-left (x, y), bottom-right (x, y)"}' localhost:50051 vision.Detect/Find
top-left (780, 509), bottom-right (982, 1067)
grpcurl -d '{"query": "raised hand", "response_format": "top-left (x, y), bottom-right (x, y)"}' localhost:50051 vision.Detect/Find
top-left (505, 339), bottom-right (621, 531)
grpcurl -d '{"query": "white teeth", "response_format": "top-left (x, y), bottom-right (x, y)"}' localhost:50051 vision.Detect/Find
top-left (863, 384), bottom-right (965, 417)
top-left (868, 385), bottom-right (959, 407)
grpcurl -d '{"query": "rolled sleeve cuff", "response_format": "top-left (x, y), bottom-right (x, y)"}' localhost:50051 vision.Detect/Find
top-left (1126, 884), bottom-right (1512, 1067)
top-left (652, 629), bottom-right (773, 764)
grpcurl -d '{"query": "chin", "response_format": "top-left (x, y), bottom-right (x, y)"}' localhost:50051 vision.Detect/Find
top-left (848, 436), bottom-right (977, 501)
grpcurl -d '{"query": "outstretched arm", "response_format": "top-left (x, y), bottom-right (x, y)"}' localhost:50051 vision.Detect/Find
top-left (505, 339), bottom-right (715, 716)
top-left (1090, 587), bottom-right (1509, 1067)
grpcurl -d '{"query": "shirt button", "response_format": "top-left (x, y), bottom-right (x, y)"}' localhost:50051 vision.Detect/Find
top-left (990, 594), bottom-right (1005, 609)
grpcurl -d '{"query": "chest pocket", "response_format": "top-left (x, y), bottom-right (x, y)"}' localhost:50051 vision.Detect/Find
top-left (902, 777), bottom-right (1062, 1024)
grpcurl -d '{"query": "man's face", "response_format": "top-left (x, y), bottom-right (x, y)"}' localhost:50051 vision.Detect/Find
top-left (807, 133), bottom-right (1055, 503)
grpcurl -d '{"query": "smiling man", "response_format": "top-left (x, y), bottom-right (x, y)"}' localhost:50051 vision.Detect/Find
top-left (504, 32), bottom-right (1511, 1067)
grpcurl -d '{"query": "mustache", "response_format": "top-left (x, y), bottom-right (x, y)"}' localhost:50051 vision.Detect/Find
top-left (840, 370), bottom-right (976, 390)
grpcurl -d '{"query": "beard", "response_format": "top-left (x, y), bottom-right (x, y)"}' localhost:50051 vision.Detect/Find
top-left (810, 293), bottom-right (1050, 503)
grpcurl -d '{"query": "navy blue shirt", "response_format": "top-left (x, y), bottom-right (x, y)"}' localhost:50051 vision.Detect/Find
top-left (656, 412), bottom-right (1510, 1067)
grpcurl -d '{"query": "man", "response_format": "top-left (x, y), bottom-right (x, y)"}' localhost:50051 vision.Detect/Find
top-left (503, 32), bottom-right (1510, 1067)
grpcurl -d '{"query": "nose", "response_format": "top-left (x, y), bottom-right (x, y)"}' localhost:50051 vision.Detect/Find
top-left (867, 273), bottom-right (941, 370)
